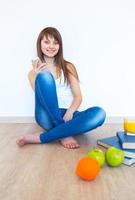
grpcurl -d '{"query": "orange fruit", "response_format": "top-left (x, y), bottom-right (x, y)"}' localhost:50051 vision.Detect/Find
top-left (76, 157), bottom-right (100, 181)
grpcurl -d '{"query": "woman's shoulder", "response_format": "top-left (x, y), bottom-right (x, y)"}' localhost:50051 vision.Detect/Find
top-left (66, 61), bottom-right (75, 68)
top-left (65, 61), bottom-right (76, 73)
top-left (65, 61), bottom-right (79, 80)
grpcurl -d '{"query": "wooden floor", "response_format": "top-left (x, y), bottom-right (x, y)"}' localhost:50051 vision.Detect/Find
top-left (0, 123), bottom-right (135, 200)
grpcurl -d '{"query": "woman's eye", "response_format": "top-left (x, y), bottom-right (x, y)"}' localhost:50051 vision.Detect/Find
top-left (44, 41), bottom-right (49, 44)
top-left (44, 40), bottom-right (58, 45)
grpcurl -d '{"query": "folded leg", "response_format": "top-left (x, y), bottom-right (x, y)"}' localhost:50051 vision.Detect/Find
top-left (34, 71), bottom-right (64, 127)
top-left (40, 106), bottom-right (106, 143)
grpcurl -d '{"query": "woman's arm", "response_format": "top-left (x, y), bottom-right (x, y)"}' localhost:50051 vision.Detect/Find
top-left (28, 69), bottom-right (37, 91)
top-left (67, 64), bottom-right (82, 113)
top-left (28, 59), bottom-right (47, 91)
top-left (63, 64), bottom-right (82, 122)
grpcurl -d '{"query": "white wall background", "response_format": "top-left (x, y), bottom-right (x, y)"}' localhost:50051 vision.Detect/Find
top-left (0, 0), bottom-right (135, 118)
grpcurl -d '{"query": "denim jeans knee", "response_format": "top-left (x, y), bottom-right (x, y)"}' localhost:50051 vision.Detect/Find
top-left (35, 71), bottom-right (54, 85)
top-left (94, 106), bottom-right (106, 126)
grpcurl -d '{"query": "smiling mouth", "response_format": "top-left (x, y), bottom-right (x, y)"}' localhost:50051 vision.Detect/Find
top-left (47, 50), bottom-right (56, 53)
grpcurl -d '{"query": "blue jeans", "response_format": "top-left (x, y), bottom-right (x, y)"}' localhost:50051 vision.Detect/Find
top-left (34, 71), bottom-right (106, 143)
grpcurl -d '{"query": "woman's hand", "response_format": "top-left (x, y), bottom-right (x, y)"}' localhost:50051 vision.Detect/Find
top-left (32, 57), bottom-right (47, 74)
top-left (63, 110), bottom-right (74, 122)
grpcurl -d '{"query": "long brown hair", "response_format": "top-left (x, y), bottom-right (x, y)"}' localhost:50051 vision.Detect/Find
top-left (37, 27), bottom-right (79, 85)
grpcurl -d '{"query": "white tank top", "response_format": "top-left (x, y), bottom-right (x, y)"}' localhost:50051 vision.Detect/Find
top-left (55, 70), bottom-right (74, 109)
top-left (55, 70), bottom-right (83, 111)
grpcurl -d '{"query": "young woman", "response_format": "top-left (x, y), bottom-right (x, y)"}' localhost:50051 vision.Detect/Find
top-left (16, 27), bottom-right (106, 149)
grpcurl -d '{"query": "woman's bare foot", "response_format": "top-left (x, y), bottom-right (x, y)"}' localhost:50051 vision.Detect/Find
top-left (16, 133), bottom-right (41, 147)
top-left (59, 136), bottom-right (80, 149)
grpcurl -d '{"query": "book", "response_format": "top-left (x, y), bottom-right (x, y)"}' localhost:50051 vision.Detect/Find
top-left (126, 132), bottom-right (135, 136)
top-left (97, 135), bottom-right (135, 158)
top-left (117, 131), bottom-right (135, 149)
top-left (123, 157), bottom-right (135, 166)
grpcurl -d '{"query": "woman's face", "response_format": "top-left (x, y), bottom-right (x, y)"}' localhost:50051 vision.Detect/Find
top-left (41, 35), bottom-right (60, 58)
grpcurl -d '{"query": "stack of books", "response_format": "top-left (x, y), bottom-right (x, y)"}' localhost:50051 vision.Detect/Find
top-left (97, 131), bottom-right (135, 166)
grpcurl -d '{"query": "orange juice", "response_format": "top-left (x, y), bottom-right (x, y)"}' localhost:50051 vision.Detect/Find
top-left (124, 119), bottom-right (135, 133)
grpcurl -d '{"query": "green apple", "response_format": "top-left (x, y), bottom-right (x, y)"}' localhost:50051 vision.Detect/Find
top-left (87, 148), bottom-right (105, 167)
top-left (105, 147), bottom-right (125, 167)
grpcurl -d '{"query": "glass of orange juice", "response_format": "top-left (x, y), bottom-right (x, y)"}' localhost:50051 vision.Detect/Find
top-left (124, 118), bottom-right (135, 134)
